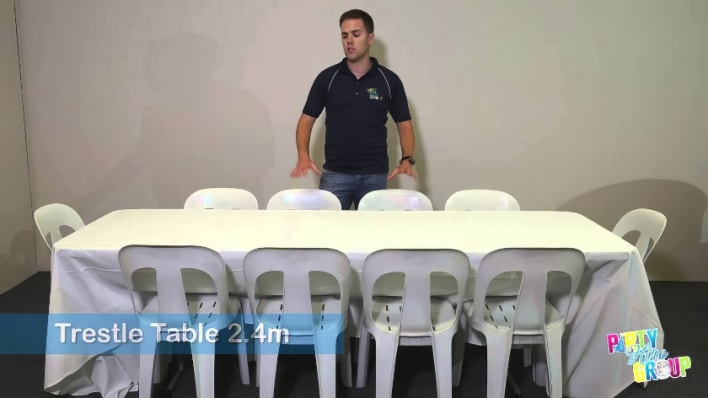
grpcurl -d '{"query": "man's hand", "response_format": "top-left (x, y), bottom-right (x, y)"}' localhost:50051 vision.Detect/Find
top-left (290, 157), bottom-right (322, 177)
top-left (387, 161), bottom-right (417, 180)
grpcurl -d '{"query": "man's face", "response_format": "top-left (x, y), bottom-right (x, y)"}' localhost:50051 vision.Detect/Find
top-left (340, 19), bottom-right (373, 63)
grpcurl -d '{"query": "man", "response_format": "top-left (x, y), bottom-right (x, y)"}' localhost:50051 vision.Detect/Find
top-left (289, 9), bottom-right (417, 209)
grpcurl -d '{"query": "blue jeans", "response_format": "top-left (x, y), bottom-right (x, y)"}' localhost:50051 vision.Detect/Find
top-left (319, 169), bottom-right (387, 210)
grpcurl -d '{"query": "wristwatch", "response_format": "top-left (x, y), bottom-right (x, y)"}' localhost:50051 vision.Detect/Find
top-left (400, 156), bottom-right (416, 166)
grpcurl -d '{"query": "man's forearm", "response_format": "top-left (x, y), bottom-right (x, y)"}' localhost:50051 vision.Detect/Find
top-left (296, 114), bottom-right (316, 159)
top-left (397, 120), bottom-right (415, 158)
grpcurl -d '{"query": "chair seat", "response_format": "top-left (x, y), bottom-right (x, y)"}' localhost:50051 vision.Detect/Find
top-left (463, 296), bottom-right (564, 336)
top-left (142, 294), bottom-right (242, 314)
top-left (370, 296), bottom-right (456, 337)
top-left (255, 295), bottom-right (346, 335)
top-left (140, 294), bottom-right (242, 332)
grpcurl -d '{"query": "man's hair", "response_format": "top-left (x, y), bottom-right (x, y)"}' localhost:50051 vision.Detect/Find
top-left (339, 9), bottom-right (374, 33)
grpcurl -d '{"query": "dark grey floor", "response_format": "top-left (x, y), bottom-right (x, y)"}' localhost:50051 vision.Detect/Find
top-left (0, 272), bottom-right (705, 397)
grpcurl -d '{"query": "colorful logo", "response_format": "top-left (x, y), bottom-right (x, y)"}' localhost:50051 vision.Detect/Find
top-left (607, 328), bottom-right (691, 383)
top-left (367, 88), bottom-right (383, 101)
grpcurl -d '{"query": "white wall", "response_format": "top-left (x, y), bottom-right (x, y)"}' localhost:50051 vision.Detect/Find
top-left (0, 0), bottom-right (36, 293)
top-left (16, 0), bottom-right (708, 280)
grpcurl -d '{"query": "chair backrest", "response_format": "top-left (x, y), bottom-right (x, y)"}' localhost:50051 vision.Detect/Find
top-left (358, 189), bottom-right (433, 211)
top-left (471, 248), bottom-right (586, 333)
top-left (118, 245), bottom-right (231, 321)
top-left (266, 189), bottom-right (341, 210)
top-left (243, 248), bottom-right (352, 330)
top-left (362, 249), bottom-right (470, 334)
top-left (183, 188), bottom-right (259, 210)
top-left (612, 208), bottom-right (667, 262)
top-left (33, 203), bottom-right (85, 249)
top-left (444, 189), bottom-right (521, 211)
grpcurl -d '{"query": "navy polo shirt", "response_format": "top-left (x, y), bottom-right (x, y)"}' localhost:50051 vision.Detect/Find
top-left (302, 57), bottom-right (412, 174)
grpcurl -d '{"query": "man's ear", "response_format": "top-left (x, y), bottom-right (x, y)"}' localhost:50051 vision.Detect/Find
top-left (368, 33), bottom-right (375, 46)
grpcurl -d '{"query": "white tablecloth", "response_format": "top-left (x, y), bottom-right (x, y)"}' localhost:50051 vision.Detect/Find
top-left (44, 209), bottom-right (663, 397)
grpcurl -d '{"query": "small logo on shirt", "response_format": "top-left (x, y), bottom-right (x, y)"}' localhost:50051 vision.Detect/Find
top-left (367, 88), bottom-right (383, 101)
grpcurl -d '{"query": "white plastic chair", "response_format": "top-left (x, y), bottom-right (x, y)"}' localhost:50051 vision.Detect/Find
top-left (358, 189), bottom-right (433, 211)
top-left (266, 189), bottom-right (341, 210)
top-left (358, 249), bottom-right (470, 397)
top-left (457, 248), bottom-right (586, 398)
top-left (184, 188), bottom-right (259, 354)
top-left (444, 189), bottom-right (527, 372)
top-left (353, 189), bottom-right (434, 388)
top-left (613, 209), bottom-right (667, 389)
top-left (118, 245), bottom-right (249, 398)
top-left (612, 208), bottom-right (667, 262)
top-left (183, 188), bottom-right (259, 210)
top-left (444, 189), bottom-right (521, 211)
top-left (33, 203), bottom-right (85, 249)
top-left (243, 248), bottom-right (354, 397)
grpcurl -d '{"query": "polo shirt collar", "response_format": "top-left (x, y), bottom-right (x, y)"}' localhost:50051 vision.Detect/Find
top-left (338, 57), bottom-right (380, 77)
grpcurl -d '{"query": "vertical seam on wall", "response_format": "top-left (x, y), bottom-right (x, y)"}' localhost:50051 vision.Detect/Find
top-left (14, 0), bottom-right (38, 271)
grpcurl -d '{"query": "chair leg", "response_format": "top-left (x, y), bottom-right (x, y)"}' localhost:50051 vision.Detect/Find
top-left (339, 333), bottom-right (354, 388)
top-left (315, 331), bottom-right (340, 398)
top-left (355, 331), bottom-right (371, 388)
top-left (374, 333), bottom-right (400, 398)
top-left (544, 326), bottom-right (564, 398)
top-left (484, 333), bottom-right (513, 398)
top-left (432, 334), bottom-right (455, 398)
top-left (166, 357), bottom-right (185, 393)
top-left (523, 346), bottom-right (533, 367)
top-left (236, 335), bottom-right (250, 385)
top-left (254, 337), bottom-right (261, 388)
top-left (452, 323), bottom-right (467, 387)
top-left (139, 358), bottom-right (156, 398)
top-left (191, 342), bottom-right (216, 398)
top-left (256, 340), bottom-right (281, 398)
top-left (138, 338), bottom-right (157, 398)
top-left (507, 372), bottom-right (522, 397)
top-left (241, 309), bottom-right (257, 387)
